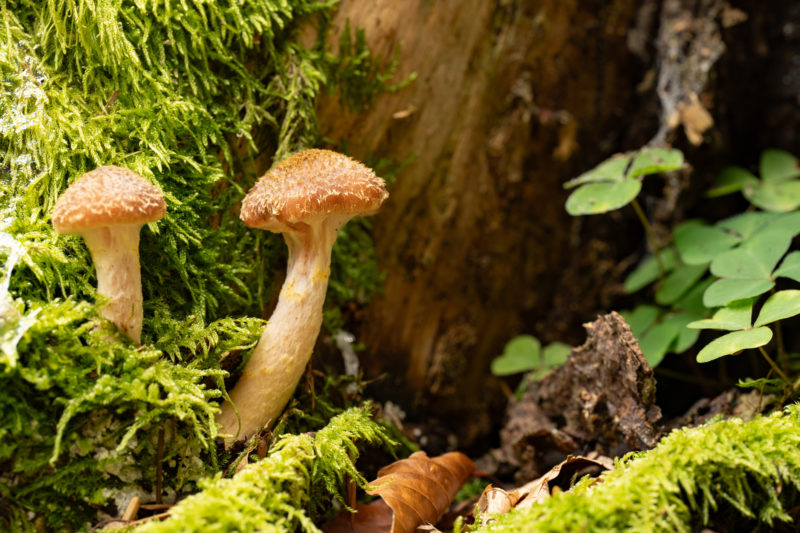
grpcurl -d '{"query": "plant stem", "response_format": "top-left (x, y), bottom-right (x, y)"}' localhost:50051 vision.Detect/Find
top-left (631, 198), bottom-right (665, 281)
top-left (758, 346), bottom-right (790, 385)
top-left (775, 320), bottom-right (787, 365)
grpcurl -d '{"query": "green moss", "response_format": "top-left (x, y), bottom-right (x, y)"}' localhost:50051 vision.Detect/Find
top-left (480, 404), bottom-right (800, 532)
top-left (0, 0), bottom-right (403, 529)
top-left (133, 405), bottom-right (395, 533)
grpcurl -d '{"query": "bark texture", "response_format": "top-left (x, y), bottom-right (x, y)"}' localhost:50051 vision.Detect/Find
top-left (317, 0), bottom-right (800, 446)
top-left (318, 0), bottom-right (643, 444)
top-left (489, 312), bottom-right (660, 482)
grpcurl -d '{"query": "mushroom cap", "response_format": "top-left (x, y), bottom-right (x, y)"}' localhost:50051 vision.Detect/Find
top-left (52, 166), bottom-right (166, 234)
top-left (240, 149), bottom-right (388, 230)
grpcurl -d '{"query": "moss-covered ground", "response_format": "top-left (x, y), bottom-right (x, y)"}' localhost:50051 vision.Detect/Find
top-left (0, 0), bottom-right (399, 529)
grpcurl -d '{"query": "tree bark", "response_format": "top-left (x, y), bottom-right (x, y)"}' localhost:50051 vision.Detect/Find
top-left (317, 0), bottom-right (647, 446)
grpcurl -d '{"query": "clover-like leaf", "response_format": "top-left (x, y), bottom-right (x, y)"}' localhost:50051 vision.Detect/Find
top-left (623, 247), bottom-right (678, 293)
top-left (703, 278), bottom-right (775, 308)
top-left (491, 335), bottom-right (541, 376)
top-left (655, 263), bottom-right (708, 305)
top-left (674, 277), bottom-right (714, 314)
top-left (707, 166), bottom-right (759, 197)
top-left (542, 342), bottom-right (571, 366)
top-left (716, 211), bottom-right (779, 240)
top-left (564, 154), bottom-right (632, 189)
top-left (639, 322), bottom-right (680, 367)
top-left (672, 313), bottom-right (702, 353)
top-left (674, 221), bottom-right (741, 266)
top-left (754, 290), bottom-right (800, 327)
top-left (565, 180), bottom-right (642, 215)
top-left (687, 298), bottom-right (754, 331)
top-left (760, 149), bottom-right (800, 183)
top-left (710, 227), bottom-right (792, 279)
top-left (628, 147), bottom-right (684, 178)
top-left (773, 251), bottom-right (800, 283)
top-left (744, 180), bottom-right (800, 212)
top-left (758, 211), bottom-right (800, 238)
top-left (696, 327), bottom-right (773, 363)
top-left (621, 305), bottom-right (661, 338)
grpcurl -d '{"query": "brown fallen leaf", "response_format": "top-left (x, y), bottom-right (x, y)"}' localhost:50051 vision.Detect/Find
top-left (323, 451), bottom-right (475, 533)
top-left (477, 455), bottom-right (612, 524)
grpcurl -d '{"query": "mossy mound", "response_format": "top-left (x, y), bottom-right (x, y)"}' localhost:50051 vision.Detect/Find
top-left (480, 403), bottom-right (800, 532)
top-left (0, 0), bottom-right (399, 529)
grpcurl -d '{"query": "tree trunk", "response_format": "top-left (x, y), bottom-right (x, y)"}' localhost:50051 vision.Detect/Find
top-left (318, 0), bottom-right (800, 447)
top-left (318, 0), bottom-right (644, 446)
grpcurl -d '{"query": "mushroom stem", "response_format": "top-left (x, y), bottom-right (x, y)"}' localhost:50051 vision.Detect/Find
top-left (80, 224), bottom-right (146, 344)
top-left (216, 218), bottom-right (342, 443)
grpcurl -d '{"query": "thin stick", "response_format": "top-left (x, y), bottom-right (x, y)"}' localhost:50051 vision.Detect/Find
top-left (121, 496), bottom-right (141, 522)
top-left (125, 511), bottom-right (171, 527)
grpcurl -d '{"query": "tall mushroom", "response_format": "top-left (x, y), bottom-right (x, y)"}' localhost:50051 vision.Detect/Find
top-left (217, 149), bottom-right (388, 443)
top-left (52, 166), bottom-right (166, 344)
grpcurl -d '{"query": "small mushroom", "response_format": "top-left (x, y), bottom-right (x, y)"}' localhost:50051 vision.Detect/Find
top-left (52, 166), bottom-right (166, 344)
top-left (217, 149), bottom-right (388, 443)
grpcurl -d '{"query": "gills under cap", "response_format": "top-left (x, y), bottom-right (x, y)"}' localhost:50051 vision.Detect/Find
top-left (52, 166), bottom-right (166, 234)
top-left (240, 149), bottom-right (388, 229)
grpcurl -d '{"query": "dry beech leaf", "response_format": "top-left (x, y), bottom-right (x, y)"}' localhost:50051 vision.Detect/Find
top-left (477, 455), bottom-right (612, 524)
top-left (323, 451), bottom-right (475, 533)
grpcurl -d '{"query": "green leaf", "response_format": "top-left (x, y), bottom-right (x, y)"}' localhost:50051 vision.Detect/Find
top-left (754, 290), bottom-right (800, 327)
top-left (627, 148), bottom-right (684, 178)
top-left (687, 299), bottom-right (754, 330)
top-left (696, 327), bottom-right (773, 363)
top-left (674, 221), bottom-right (741, 265)
top-left (703, 278), bottom-right (775, 307)
top-left (655, 263), bottom-right (708, 305)
top-left (565, 180), bottom-right (642, 215)
top-left (773, 251), bottom-right (800, 283)
top-left (717, 212), bottom-right (779, 240)
top-left (661, 312), bottom-right (704, 353)
top-left (744, 180), bottom-right (800, 212)
top-left (623, 248), bottom-right (678, 293)
top-left (673, 317), bottom-right (702, 353)
top-left (760, 149), bottom-right (800, 183)
top-left (621, 305), bottom-right (661, 338)
top-left (542, 342), bottom-right (571, 367)
top-left (710, 227), bottom-right (793, 279)
top-left (674, 277), bottom-right (714, 314)
top-left (639, 322), bottom-right (680, 367)
top-left (491, 335), bottom-right (541, 376)
top-left (760, 211), bottom-right (800, 238)
top-left (707, 166), bottom-right (759, 197)
top-left (564, 154), bottom-right (632, 189)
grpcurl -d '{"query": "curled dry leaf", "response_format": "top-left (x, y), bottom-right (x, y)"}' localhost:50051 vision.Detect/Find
top-left (477, 455), bottom-right (612, 525)
top-left (323, 451), bottom-right (475, 533)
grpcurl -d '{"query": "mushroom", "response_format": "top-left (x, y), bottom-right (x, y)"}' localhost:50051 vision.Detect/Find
top-left (217, 149), bottom-right (388, 443)
top-left (52, 165), bottom-right (166, 344)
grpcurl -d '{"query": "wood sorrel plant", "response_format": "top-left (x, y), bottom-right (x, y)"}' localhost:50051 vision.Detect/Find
top-left (567, 147), bottom-right (800, 399)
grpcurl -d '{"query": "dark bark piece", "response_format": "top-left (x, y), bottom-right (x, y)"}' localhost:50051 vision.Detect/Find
top-left (491, 312), bottom-right (660, 480)
top-left (662, 388), bottom-right (772, 433)
top-left (535, 311), bottom-right (661, 450)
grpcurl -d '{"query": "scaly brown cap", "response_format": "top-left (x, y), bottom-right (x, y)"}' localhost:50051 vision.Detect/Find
top-left (240, 149), bottom-right (388, 230)
top-left (52, 166), bottom-right (166, 234)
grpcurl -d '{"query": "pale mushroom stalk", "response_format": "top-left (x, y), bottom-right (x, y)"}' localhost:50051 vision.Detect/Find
top-left (216, 149), bottom-right (388, 444)
top-left (216, 217), bottom-right (345, 441)
top-left (52, 165), bottom-right (166, 345)
top-left (80, 224), bottom-right (147, 344)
